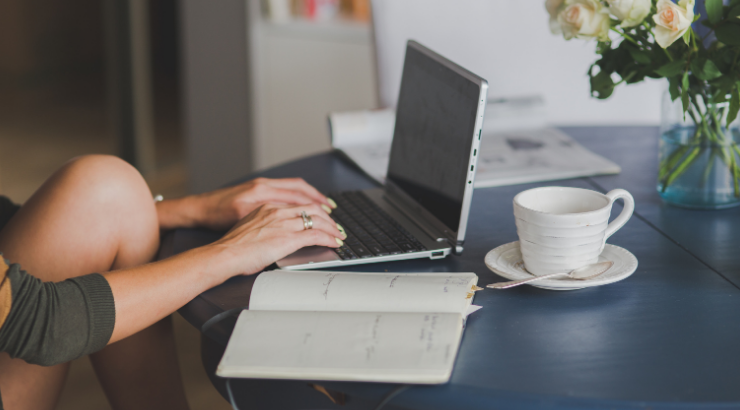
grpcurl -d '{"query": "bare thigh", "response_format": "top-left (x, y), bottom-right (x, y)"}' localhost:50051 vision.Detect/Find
top-left (0, 155), bottom-right (162, 410)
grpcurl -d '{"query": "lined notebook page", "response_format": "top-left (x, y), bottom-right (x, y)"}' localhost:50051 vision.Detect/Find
top-left (249, 271), bottom-right (478, 314)
top-left (217, 310), bottom-right (463, 384)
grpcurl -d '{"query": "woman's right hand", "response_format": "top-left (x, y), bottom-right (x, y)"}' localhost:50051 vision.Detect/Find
top-left (208, 203), bottom-right (346, 277)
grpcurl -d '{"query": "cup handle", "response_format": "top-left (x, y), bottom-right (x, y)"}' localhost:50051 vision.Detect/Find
top-left (603, 189), bottom-right (635, 247)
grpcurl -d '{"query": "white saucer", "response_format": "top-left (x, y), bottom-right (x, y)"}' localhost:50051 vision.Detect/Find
top-left (484, 241), bottom-right (638, 290)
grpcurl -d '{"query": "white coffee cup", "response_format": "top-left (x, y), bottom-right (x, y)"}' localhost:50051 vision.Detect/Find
top-left (513, 187), bottom-right (634, 275)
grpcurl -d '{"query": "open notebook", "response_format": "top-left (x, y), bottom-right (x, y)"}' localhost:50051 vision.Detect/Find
top-left (216, 270), bottom-right (481, 384)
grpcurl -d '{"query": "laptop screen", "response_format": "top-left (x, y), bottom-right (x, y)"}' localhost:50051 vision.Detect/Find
top-left (386, 43), bottom-right (482, 232)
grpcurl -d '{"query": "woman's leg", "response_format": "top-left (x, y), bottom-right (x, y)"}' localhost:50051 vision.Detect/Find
top-left (0, 155), bottom-right (189, 410)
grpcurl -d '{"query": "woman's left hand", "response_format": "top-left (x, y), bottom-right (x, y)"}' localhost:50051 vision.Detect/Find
top-left (156, 177), bottom-right (337, 231)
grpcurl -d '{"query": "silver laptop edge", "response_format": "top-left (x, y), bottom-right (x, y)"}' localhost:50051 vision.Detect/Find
top-left (277, 40), bottom-right (488, 270)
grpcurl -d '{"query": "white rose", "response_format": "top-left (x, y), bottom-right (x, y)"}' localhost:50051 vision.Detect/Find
top-left (652, 0), bottom-right (695, 48)
top-left (557, 0), bottom-right (611, 42)
top-left (607, 0), bottom-right (651, 28)
top-left (546, 0), bottom-right (566, 34)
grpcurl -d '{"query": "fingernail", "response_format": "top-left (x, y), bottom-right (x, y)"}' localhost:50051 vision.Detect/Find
top-left (327, 198), bottom-right (337, 209)
top-left (321, 204), bottom-right (332, 214)
top-left (335, 238), bottom-right (344, 246)
top-left (336, 223), bottom-right (347, 239)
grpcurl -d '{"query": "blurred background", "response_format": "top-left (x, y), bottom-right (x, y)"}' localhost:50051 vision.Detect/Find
top-left (0, 0), bottom-right (663, 408)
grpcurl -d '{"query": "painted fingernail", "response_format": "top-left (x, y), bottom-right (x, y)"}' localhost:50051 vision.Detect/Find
top-left (335, 238), bottom-right (344, 246)
top-left (321, 204), bottom-right (332, 214)
top-left (327, 198), bottom-right (338, 209)
top-left (336, 223), bottom-right (347, 238)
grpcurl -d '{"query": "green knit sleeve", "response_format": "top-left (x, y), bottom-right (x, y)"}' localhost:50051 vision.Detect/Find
top-left (0, 263), bottom-right (116, 366)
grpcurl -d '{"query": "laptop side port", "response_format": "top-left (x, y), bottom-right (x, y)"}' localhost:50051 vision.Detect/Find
top-left (431, 251), bottom-right (444, 259)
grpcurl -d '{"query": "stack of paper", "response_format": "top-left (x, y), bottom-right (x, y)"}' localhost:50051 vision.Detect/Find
top-left (328, 108), bottom-right (620, 187)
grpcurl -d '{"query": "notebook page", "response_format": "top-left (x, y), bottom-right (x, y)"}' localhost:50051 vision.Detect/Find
top-left (249, 270), bottom-right (478, 315)
top-left (216, 310), bottom-right (463, 384)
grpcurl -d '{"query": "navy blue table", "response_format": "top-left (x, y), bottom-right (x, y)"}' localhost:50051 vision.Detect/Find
top-left (162, 127), bottom-right (740, 410)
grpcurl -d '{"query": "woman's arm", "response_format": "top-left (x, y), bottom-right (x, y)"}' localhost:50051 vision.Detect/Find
top-left (0, 202), bottom-right (344, 364)
top-left (156, 177), bottom-right (337, 231)
top-left (106, 201), bottom-right (343, 343)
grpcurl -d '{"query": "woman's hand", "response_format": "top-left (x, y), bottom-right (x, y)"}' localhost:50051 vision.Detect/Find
top-left (106, 202), bottom-right (345, 343)
top-left (208, 202), bottom-right (345, 276)
top-left (156, 177), bottom-right (337, 231)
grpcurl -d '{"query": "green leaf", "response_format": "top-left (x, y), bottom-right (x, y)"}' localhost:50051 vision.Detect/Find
top-left (681, 71), bottom-right (690, 118)
top-left (714, 93), bottom-right (729, 103)
top-left (626, 45), bottom-right (651, 64)
top-left (683, 28), bottom-right (691, 46)
top-left (656, 60), bottom-right (686, 77)
top-left (706, 0), bottom-right (723, 25)
top-left (729, 5), bottom-right (740, 19)
top-left (716, 24), bottom-right (740, 46)
top-left (701, 60), bottom-right (723, 80)
top-left (669, 77), bottom-right (681, 101)
top-left (732, 0), bottom-right (740, 8)
top-left (590, 70), bottom-right (615, 99)
top-left (711, 75), bottom-right (738, 97)
top-left (728, 84), bottom-right (740, 127)
top-left (691, 59), bottom-right (723, 81)
top-left (626, 72), bottom-right (646, 84)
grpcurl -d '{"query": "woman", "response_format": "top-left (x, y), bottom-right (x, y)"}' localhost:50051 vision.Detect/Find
top-left (0, 154), bottom-right (345, 410)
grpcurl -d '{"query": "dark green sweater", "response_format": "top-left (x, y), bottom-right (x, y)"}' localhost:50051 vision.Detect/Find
top-left (0, 196), bottom-right (116, 408)
top-left (0, 264), bottom-right (116, 366)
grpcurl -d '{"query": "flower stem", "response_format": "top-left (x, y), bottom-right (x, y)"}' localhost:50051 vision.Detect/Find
top-left (660, 93), bottom-right (738, 194)
top-left (664, 146), bottom-right (702, 188)
top-left (611, 27), bottom-right (638, 45)
top-left (701, 149), bottom-right (717, 188)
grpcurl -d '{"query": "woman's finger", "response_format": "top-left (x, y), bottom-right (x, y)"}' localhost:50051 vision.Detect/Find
top-left (291, 229), bottom-right (343, 250)
top-left (255, 186), bottom-right (327, 209)
top-left (274, 203), bottom-right (334, 225)
top-left (264, 178), bottom-right (334, 208)
top-left (279, 213), bottom-right (344, 239)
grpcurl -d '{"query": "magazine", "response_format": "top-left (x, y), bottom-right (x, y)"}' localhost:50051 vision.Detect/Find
top-left (328, 108), bottom-right (620, 188)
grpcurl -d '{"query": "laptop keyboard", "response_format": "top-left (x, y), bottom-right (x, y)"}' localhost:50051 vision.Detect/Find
top-left (328, 191), bottom-right (427, 260)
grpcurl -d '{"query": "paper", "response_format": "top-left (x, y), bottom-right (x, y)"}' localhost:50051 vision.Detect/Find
top-left (249, 270), bottom-right (478, 315)
top-left (474, 127), bottom-right (621, 188)
top-left (217, 270), bottom-right (480, 384)
top-left (328, 109), bottom-right (620, 188)
top-left (339, 143), bottom-right (390, 183)
top-left (329, 109), bottom-right (395, 183)
top-left (465, 305), bottom-right (483, 317)
top-left (217, 310), bottom-right (463, 384)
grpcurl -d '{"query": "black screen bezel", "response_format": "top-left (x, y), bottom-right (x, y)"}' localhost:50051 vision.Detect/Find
top-left (385, 41), bottom-right (485, 236)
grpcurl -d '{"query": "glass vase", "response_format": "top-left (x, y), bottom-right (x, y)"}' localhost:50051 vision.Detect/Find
top-left (657, 89), bottom-right (740, 209)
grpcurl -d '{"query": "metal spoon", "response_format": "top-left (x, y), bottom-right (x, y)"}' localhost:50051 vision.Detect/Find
top-left (486, 261), bottom-right (614, 290)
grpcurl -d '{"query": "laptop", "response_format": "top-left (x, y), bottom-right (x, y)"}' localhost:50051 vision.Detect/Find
top-left (277, 40), bottom-right (488, 270)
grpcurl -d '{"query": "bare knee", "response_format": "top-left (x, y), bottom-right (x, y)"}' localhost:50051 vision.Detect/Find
top-left (3, 155), bottom-right (160, 275)
top-left (55, 155), bottom-right (151, 210)
top-left (58, 155), bottom-right (159, 265)
top-left (59, 155), bottom-right (149, 203)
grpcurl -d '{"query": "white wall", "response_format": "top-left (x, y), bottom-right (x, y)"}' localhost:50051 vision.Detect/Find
top-left (250, 18), bottom-right (377, 170)
top-left (255, 24), bottom-right (377, 169)
top-left (372, 0), bottom-right (664, 125)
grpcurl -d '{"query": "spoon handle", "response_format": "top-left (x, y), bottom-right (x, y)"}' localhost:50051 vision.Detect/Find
top-left (487, 272), bottom-right (566, 289)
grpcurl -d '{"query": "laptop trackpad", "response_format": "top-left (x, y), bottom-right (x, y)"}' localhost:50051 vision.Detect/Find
top-left (276, 246), bottom-right (340, 268)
